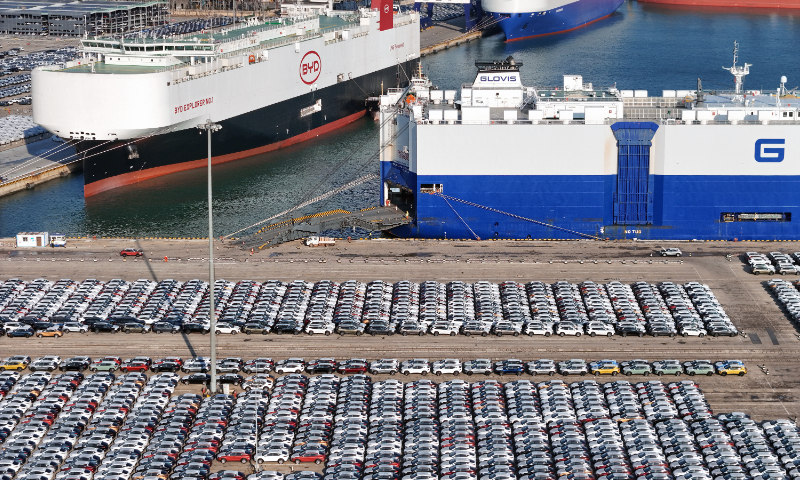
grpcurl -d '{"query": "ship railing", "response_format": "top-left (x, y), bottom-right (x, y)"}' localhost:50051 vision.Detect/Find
top-left (623, 96), bottom-right (682, 107)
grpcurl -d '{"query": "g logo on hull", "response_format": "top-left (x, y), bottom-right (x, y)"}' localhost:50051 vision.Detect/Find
top-left (755, 139), bottom-right (785, 162)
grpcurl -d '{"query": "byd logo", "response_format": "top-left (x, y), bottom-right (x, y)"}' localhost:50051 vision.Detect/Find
top-left (755, 139), bottom-right (785, 162)
top-left (300, 51), bottom-right (321, 85)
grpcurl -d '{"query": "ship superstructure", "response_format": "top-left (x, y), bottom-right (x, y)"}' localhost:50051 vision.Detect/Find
top-left (379, 53), bottom-right (800, 240)
top-left (33, 7), bottom-right (420, 196)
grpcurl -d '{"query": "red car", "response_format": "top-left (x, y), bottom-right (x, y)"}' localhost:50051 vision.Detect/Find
top-left (120, 362), bottom-right (149, 373)
top-left (337, 361), bottom-right (368, 374)
top-left (217, 452), bottom-right (250, 464)
top-left (120, 248), bottom-right (143, 257)
top-left (291, 453), bottom-right (325, 464)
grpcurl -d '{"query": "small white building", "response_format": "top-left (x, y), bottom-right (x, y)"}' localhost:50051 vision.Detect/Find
top-left (16, 232), bottom-right (49, 247)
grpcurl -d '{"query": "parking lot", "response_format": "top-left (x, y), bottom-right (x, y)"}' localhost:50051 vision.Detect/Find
top-left (1, 238), bottom-right (799, 480)
top-left (0, 352), bottom-right (792, 480)
top-left (0, 276), bottom-right (738, 339)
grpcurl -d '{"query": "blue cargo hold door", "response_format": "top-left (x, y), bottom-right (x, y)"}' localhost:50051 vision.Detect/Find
top-left (611, 122), bottom-right (658, 225)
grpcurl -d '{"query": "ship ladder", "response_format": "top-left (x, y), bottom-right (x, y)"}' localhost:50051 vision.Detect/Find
top-left (433, 192), bottom-right (603, 240)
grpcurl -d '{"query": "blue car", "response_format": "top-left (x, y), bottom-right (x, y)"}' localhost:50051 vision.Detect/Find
top-left (494, 359), bottom-right (525, 376)
top-left (7, 327), bottom-right (33, 338)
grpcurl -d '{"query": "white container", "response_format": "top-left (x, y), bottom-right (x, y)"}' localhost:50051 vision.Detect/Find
top-left (461, 106), bottom-right (490, 123)
top-left (662, 90), bottom-right (676, 98)
top-left (681, 110), bottom-right (696, 121)
top-left (634, 90), bottom-right (648, 98)
top-left (503, 110), bottom-right (518, 123)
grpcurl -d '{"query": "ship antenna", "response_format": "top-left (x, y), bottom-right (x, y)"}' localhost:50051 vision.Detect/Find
top-left (695, 78), bottom-right (704, 107)
top-left (722, 40), bottom-right (751, 95)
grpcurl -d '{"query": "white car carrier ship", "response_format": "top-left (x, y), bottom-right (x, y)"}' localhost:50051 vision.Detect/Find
top-left (379, 46), bottom-right (800, 241)
top-left (32, 4), bottom-right (420, 197)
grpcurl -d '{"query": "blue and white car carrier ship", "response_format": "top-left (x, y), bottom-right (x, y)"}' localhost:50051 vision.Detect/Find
top-left (379, 50), bottom-right (800, 241)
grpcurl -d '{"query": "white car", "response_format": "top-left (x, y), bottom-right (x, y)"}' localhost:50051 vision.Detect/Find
top-left (62, 322), bottom-right (88, 333)
top-left (274, 358), bottom-right (305, 374)
top-left (680, 325), bottom-right (707, 337)
top-left (432, 359), bottom-right (462, 376)
top-left (254, 450), bottom-right (290, 464)
top-left (585, 322), bottom-right (615, 337)
top-left (525, 322), bottom-right (552, 337)
top-left (305, 322), bottom-right (335, 335)
top-left (214, 323), bottom-right (240, 335)
top-left (555, 322), bottom-right (582, 336)
top-left (400, 359), bottom-right (430, 375)
top-left (430, 323), bottom-right (458, 336)
top-left (660, 248), bottom-right (683, 257)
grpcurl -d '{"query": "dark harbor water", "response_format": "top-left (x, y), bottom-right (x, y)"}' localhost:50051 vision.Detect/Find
top-left (1, 0), bottom-right (798, 237)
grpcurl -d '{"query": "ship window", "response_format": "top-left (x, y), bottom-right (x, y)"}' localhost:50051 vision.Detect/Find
top-left (420, 183), bottom-right (443, 193)
top-left (517, 13), bottom-right (522, 17)
top-left (784, 112), bottom-right (788, 117)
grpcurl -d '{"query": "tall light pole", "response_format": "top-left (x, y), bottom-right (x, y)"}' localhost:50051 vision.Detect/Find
top-left (197, 118), bottom-right (222, 393)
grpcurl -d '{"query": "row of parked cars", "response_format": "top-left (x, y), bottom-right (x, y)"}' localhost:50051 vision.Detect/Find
top-left (0, 278), bottom-right (738, 339)
top-left (766, 279), bottom-right (800, 322)
top-left (124, 17), bottom-right (237, 40)
top-left (0, 362), bottom-right (783, 480)
top-left (0, 355), bottom-right (748, 380)
top-left (748, 252), bottom-right (800, 275)
top-left (0, 47), bottom-right (78, 74)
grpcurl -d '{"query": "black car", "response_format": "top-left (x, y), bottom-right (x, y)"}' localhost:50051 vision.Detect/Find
top-left (616, 324), bottom-right (644, 337)
top-left (110, 315), bottom-right (142, 325)
top-left (306, 361), bottom-right (337, 374)
top-left (152, 322), bottom-right (181, 334)
top-left (92, 322), bottom-right (119, 333)
top-left (61, 359), bottom-right (91, 372)
top-left (367, 322), bottom-right (394, 336)
top-left (32, 321), bottom-right (55, 331)
top-left (181, 374), bottom-right (210, 385)
top-left (182, 323), bottom-right (209, 334)
top-left (150, 361), bottom-right (180, 373)
top-left (272, 322), bottom-right (301, 334)
top-left (218, 374), bottom-right (243, 385)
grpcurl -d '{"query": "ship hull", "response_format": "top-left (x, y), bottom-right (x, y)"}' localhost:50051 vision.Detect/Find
top-left (482, 0), bottom-right (624, 41)
top-left (81, 61), bottom-right (415, 197)
top-left (383, 121), bottom-right (800, 241)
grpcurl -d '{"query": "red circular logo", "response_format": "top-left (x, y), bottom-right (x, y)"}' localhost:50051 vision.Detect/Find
top-left (300, 51), bottom-right (321, 85)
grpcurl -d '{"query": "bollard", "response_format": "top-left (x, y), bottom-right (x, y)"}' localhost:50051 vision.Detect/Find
top-left (164, 256), bottom-right (168, 262)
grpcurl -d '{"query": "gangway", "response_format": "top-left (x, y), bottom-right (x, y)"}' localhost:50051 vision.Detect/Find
top-left (240, 206), bottom-right (411, 250)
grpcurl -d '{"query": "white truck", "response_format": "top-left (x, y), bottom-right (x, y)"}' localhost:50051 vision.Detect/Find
top-left (305, 236), bottom-right (335, 247)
